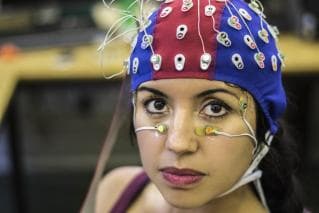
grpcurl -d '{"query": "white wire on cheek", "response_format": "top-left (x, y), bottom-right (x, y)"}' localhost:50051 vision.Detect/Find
top-left (242, 93), bottom-right (257, 136)
top-left (213, 130), bottom-right (258, 147)
top-left (205, 95), bottom-right (258, 155)
top-left (238, 92), bottom-right (258, 153)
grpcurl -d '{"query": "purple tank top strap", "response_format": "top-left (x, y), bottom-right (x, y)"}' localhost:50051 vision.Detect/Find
top-left (110, 171), bottom-right (149, 213)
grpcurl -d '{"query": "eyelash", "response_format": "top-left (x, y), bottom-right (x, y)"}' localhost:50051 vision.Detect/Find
top-left (200, 99), bottom-right (232, 119)
top-left (142, 96), bottom-right (168, 115)
top-left (141, 96), bottom-right (232, 119)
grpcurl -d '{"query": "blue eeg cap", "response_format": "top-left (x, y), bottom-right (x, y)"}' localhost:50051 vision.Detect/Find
top-left (128, 0), bottom-right (287, 134)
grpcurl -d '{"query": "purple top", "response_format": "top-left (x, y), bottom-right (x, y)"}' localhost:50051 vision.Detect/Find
top-left (110, 171), bottom-right (149, 213)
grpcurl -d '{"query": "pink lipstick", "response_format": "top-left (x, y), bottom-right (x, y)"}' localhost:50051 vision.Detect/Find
top-left (160, 167), bottom-right (205, 187)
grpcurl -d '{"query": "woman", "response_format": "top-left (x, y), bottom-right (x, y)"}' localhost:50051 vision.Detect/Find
top-left (92, 0), bottom-right (304, 212)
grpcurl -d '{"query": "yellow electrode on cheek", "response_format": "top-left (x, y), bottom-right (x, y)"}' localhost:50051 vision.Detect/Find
top-left (135, 123), bottom-right (168, 134)
top-left (194, 125), bottom-right (219, 136)
top-left (134, 123), bottom-right (169, 142)
top-left (194, 96), bottom-right (258, 154)
top-left (132, 93), bottom-right (168, 135)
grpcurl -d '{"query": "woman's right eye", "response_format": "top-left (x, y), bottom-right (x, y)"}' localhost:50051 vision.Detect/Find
top-left (144, 98), bottom-right (168, 114)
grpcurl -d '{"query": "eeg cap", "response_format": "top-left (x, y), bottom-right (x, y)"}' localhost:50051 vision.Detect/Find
top-left (129, 0), bottom-right (287, 134)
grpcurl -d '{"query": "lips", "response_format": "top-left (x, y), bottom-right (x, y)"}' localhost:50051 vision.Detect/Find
top-left (160, 167), bottom-right (205, 187)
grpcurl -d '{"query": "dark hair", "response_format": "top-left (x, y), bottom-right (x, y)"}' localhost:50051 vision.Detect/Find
top-left (257, 107), bottom-right (304, 213)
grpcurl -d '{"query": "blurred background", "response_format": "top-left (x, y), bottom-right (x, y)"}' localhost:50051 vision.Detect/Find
top-left (0, 0), bottom-right (319, 212)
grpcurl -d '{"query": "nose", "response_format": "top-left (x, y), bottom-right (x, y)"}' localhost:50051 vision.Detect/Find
top-left (165, 108), bottom-right (198, 155)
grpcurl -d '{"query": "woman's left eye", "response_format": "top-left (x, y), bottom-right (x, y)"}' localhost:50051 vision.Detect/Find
top-left (201, 101), bottom-right (228, 118)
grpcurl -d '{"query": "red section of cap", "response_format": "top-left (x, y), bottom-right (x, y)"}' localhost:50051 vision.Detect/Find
top-left (152, 0), bottom-right (225, 80)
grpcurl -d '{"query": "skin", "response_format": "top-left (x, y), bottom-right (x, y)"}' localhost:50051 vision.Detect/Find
top-left (96, 79), bottom-right (266, 213)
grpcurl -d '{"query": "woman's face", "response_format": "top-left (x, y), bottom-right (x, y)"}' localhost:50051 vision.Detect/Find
top-left (134, 79), bottom-right (257, 208)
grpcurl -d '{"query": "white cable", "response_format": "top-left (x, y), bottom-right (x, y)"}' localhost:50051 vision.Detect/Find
top-left (136, 0), bottom-right (155, 55)
top-left (99, 13), bottom-right (140, 47)
top-left (208, 0), bottom-right (220, 33)
top-left (98, 1), bottom-right (155, 55)
top-left (213, 130), bottom-right (258, 151)
top-left (243, 116), bottom-right (256, 138)
top-left (217, 130), bottom-right (274, 209)
top-left (127, 0), bottom-right (139, 10)
top-left (217, 170), bottom-right (262, 197)
top-left (142, 28), bottom-right (155, 55)
top-left (211, 97), bottom-right (258, 153)
top-left (245, 145), bottom-right (268, 175)
top-left (98, 27), bottom-right (139, 68)
top-left (244, 132), bottom-right (273, 176)
top-left (197, 0), bottom-right (206, 53)
top-left (100, 28), bottom-right (139, 49)
top-left (224, 0), bottom-right (234, 17)
top-left (254, 178), bottom-right (270, 212)
top-left (242, 99), bottom-right (256, 139)
top-left (227, 0), bottom-right (261, 53)
top-left (97, 15), bottom-right (134, 52)
top-left (241, 95), bottom-right (257, 138)
top-left (259, 14), bottom-right (264, 30)
top-left (135, 126), bottom-right (157, 132)
top-left (139, 0), bottom-right (144, 25)
top-left (103, 70), bottom-right (125, 80)
top-left (115, 11), bottom-right (155, 56)
top-left (237, 94), bottom-right (259, 154)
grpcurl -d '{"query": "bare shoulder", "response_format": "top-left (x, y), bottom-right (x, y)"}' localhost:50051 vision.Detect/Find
top-left (95, 166), bottom-right (143, 213)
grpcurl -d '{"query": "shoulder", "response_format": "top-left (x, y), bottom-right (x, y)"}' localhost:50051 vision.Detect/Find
top-left (95, 166), bottom-right (144, 213)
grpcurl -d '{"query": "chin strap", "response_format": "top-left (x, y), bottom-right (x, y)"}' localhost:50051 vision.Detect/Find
top-left (217, 130), bottom-right (274, 212)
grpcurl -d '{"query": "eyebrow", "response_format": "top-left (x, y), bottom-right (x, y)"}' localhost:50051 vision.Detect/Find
top-left (196, 89), bottom-right (239, 99)
top-left (137, 86), bottom-right (168, 98)
top-left (137, 86), bottom-right (239, 100)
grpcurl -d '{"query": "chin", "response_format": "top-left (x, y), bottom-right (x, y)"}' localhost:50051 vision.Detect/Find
top-left (165, 195), bottom-right (211, 209)
top-left (167, 200), bottom-right (203, 209)
top-left (160, 187), bottom-right (214, 209)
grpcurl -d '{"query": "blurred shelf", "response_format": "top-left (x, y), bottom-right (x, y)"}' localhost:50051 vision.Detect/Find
top-left (0, 41), bottom-right (130, 122)
top-left (279, 35), bottom-right (319, 73)
top-left (0, 28), bottom-right (102, 49)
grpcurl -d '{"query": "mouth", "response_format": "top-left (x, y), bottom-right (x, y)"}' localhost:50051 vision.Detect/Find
top-left (160, 167), bottom-right (206, 187)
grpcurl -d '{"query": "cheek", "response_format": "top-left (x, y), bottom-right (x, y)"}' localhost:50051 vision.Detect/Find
top-left (136, 133), bottom-right (165, 173)
top-left (204, 136), bottom-right (253, 181)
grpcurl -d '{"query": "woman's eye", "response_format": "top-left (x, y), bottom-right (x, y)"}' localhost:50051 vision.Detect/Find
top-left (201, 101), bottom-right (228, 117)
top-left (144, 99), bottom-right (168, 114)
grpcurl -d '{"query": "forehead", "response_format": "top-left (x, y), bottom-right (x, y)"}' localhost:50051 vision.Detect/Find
top-left (137, 79), bottom-right (245, 98)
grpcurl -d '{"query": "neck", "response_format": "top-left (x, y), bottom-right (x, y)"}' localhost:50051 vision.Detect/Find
top-left (166, 184), bottom-right (267, 213)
